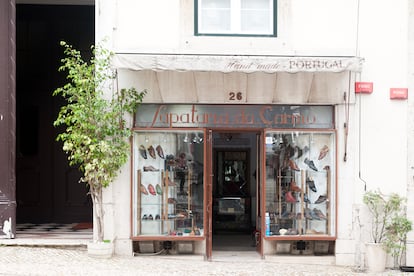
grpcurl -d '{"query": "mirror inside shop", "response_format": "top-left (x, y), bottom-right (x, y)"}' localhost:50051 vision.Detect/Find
top-left (264, 131), bottom-right (336, 237)
top-left (132, 130), bottom-right (204, 237)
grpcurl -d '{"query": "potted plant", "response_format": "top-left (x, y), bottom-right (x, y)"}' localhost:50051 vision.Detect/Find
top-left (384, 215), bottom-right (412, 269)
top-left (53, 41), bottom-right (146, 257)
top-left (363, 190), bottom-right (412, 272)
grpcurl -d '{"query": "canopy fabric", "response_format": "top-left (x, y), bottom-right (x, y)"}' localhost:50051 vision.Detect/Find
top-left (112, 54), bottom-right (363, 74)
top-left (117, 69), bottom-right (355, 105)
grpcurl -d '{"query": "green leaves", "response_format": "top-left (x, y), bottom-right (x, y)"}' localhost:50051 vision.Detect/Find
top-left (53, 41), bottom-right (146, 190)
top-left (363, 189), bottom-right (412, 267)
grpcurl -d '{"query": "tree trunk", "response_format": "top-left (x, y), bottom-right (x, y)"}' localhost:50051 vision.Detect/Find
top-left (90, 184), bottom-right (104, 242)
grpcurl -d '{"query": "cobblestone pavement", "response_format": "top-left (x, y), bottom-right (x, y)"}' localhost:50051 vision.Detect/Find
top-left (0, 246), bottom-right (410, 276)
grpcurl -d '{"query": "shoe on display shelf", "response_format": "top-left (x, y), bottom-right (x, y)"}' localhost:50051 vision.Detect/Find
top-left (304, 158), bottom-right (318, 171)
top-left (148, 184), bottom-right (156, 196)
top-left (289, 159), bottom-right (300, 171)
top-left (313, 208), bottom-right (327, 220)
top-left (140, 184), bottom-right (148, 195)
top-left (139, 145), bottom-right (147, 159)
top-left (306, 177), bottom-right (317, 192)
top-left (318, 145), bottom-right (329, 160)
top-left (290, 181), bottom-right (301, 192)
top-left (156, 145), bottom-right (165, 159)
top-left (155, 184), bottom-right (162, 195)
top-left (147, 145), bottom-right (157, 159)
top-left (314, 195), bottom-right (327, 204)
top-left (143, 165), bottom-right (159, 172)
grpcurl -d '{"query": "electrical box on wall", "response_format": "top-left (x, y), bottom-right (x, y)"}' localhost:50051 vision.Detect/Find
top-left (355, 82), bottom-right (373, 94)
top-left (390, 88), bottom-right (408, 100)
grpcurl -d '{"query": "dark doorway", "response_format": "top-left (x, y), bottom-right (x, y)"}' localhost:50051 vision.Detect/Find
top-left (16, 5), bottom-right (94, 223)
top-left (212, 131), bottom-right (259, 251)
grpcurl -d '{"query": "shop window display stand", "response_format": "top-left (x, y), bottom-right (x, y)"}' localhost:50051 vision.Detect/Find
top-left (270, 167), bottom-right (331, 238)
top-left (136, 164), bottom-right (202, 240)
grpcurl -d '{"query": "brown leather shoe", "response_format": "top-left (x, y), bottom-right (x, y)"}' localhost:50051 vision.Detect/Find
top-left (140, 184), bottom-right (148, 195)
top-left (148, 145), bottom-right (156, 159)
top-left (156, 145), bottom-right (165, 159)
top-left (318, 145), bottom-right (329, 160)
top-left (289, 159), bottom-right (300, 171)
top-left (168, 198), bottom-right (177, 204)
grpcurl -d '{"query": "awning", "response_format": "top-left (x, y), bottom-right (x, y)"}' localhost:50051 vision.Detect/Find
top-left (112, 54), bottom-right (363, 73)
top-left (113, 54), bottom-right (362, 105)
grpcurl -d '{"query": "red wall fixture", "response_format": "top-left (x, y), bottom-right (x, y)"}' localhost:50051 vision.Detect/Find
top-left (355, 82), bottom-right (373, 94)
top-left (390, 88), bottom-right (408, 100)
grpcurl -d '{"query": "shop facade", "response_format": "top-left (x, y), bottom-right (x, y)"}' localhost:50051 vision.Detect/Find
top-left (130, 103), bottom-right (339, 259)
top-left (1, 0), bottom-right (414, 269)
top-left (96, 0), bottom-right (414, 266)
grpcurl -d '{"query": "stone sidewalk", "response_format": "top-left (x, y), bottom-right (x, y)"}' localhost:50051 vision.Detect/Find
top-left (0, 246), bottom-right (411, 276)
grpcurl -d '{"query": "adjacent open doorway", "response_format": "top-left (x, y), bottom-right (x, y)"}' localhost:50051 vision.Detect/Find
top-left (16, 4), bottom-right (94, 224)
top-left (211, 131), bottom-right (261, 253)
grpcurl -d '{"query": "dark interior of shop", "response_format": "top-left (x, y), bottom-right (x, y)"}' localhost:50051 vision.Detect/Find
top-left (212, 131), bottom-right (259, 252)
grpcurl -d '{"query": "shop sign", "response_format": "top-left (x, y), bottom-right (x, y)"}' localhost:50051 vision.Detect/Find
top-left (390, 88), bottom-right (408, 99)
top-left (113, 54), bottom-right (364, 73)
top-left (135, 104), bottom-right (334, 129)
top-left (355, 82), bottom-right (373, 94)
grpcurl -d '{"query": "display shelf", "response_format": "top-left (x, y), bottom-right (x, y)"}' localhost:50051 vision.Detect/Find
top-left (264, 131), bottom-right (335, 239)
top-left (132, 131), bottom-right (205, 238)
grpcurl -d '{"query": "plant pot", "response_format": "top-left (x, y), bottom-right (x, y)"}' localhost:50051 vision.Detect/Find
top-left (87, 241), bottom-right (113, 259)
top-left (365, 243), bottom-right (387, 273)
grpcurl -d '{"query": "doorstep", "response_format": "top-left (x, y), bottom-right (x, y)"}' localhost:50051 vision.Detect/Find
top-left (0, 232), bottom-right (92, 247)
top-left (265, 255), bottom-right (336, 265)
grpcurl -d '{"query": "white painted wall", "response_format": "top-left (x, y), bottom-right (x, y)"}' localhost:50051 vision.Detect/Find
top-left (335, 0), bottom-right (410, 268)
top-left (111, 0), bottom-right (358, 56)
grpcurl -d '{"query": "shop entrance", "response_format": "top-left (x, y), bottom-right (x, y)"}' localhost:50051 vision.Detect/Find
top-left (211, 131), bottom-right (260, 252)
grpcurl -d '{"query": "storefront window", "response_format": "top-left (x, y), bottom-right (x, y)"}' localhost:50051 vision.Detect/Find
top-left (132, 130), bottom-right (205, 237)
top-left (264, 131), bottom-right (335, 237)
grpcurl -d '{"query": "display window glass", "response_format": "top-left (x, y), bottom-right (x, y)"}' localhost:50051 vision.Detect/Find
top-left (132, 130), bottom-right (205, 237)
top-left (264, 131), bottom-right (336, 238)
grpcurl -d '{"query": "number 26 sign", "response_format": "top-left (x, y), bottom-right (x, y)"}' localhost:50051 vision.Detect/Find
top-left (228, 92), bottom-right (243, 101)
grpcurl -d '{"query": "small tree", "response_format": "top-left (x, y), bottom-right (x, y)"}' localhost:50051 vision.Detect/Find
top-left (384, 215), bottom-right (412, 268)
top-left (53, 41), bottom-right (146, 242)
top-left (363, 190), bottom-right (402, 244)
